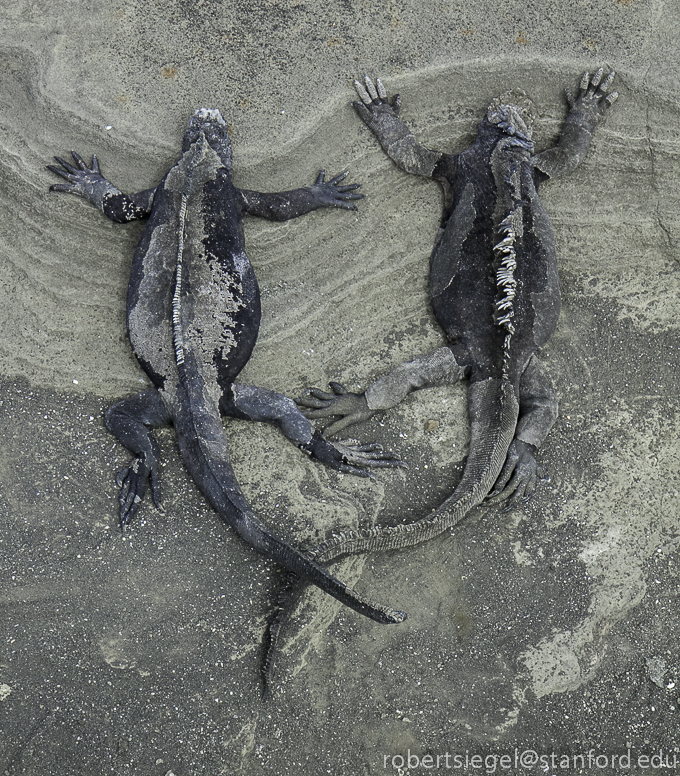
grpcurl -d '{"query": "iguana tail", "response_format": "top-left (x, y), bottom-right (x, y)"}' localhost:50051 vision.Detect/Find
top-left (169, 192), bottom-right (404, 626)
top-left (171, 373), bottom-right (404, 625)
top-left (309, 377), bottom-right (519, 563)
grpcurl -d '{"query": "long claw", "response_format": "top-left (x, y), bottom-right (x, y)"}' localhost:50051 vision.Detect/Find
top-left (47, 165), bottom-right (73, 180)
top-left (150, 470), bottom-right (164, 513)
top-left (348, 442), bottom-right (382, 452)
top-left (119, 479), bottom-right (141, 531)
top-left (53, 156), bottom-right (79, 174)
top-left (71, 150), bottom-right (88, 170)
top-left (354, 79), bottom-right (372, 105)
top-left (363, 458), bottom-right (407, 468)
top-left (335, 192), bottom-right (363, 201)
top-left (598, 71), bottom-right (615, 94)
top-left (376, 78), bottom-right (387, 100)
top-left (332, 438), bottom-right (406, 471)
top-left (591, 66), bottom-right (604, 88)
top-left (364, 75), bottom-right (379, 101)
top-left (315, 386), bottom-right (341, 398)
top-left (113, 457), bottom-right (158, 531)
top-left (298, 389), bottom-right (334, 405)
top-left (336, 440), bottom-right (406, 465)
top-left (328, 170), bottom-right (349, 185)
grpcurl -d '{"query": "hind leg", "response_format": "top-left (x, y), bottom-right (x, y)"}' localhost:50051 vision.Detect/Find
top-left (104, 390), bottom-right (172, 529)
top-left (488, 355), bottom-right (558, 505)
top-left (297, 346), bottom-right (466, 435)
top-left (220, 384), bottom-right (403, 477)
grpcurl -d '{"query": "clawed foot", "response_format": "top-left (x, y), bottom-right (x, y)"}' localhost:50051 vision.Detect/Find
top-left (297, 382), bottom-right (375, 436)
top-left (310, 170), bottom-right (363, 211)
top-left (47, 151), bottom-right (114, 206)
top-left (332, 439), bottom-right (407, 473)
top-left (300, 430), bottom-right (405, 477)
top-left (115, 456), bottom-right (163, 531)
top-left (565, 67), bottom-right (618, 123)
top-left (352, 75), bottom-right (402, 133)
top-left (485, 439), bottom-right (548, 510)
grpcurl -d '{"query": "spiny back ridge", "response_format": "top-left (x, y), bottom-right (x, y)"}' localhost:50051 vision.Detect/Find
top-left (493, 150), bottom-right (523, 380)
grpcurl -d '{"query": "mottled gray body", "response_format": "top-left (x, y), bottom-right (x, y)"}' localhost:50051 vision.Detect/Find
top-left (129, 135), bottom-right (258, 416)
top-left (301, 71), bottom-right (618, 561)
top-left (48, 109), bottom-right (409, 681)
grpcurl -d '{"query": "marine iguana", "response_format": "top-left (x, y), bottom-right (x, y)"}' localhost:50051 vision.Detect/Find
top-left (300, 69), bottom-right (618, 563)
top-left (47, 108), bottom-right (407, 636)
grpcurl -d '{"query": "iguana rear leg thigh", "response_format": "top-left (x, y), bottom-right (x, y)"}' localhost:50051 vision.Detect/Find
top-left (487, 354), bottom-right (557, 504)
top-left (104, 390), bottom-right (172, 529)
top-left (221, 384), bottom-right (403, 477)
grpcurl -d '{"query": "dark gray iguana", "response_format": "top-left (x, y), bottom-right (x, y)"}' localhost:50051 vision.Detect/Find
top-left (47, 108), bottom-right (407, 643)
top-left (299, 69), bottom-right (618, 564)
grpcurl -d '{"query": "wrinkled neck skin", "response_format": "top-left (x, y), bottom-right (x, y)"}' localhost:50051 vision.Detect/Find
top-left (475, 117), bottom-right (534, 153)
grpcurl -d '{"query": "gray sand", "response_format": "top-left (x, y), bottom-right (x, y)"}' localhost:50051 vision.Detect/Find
top-left (1, 1), bottom-right (680, 774)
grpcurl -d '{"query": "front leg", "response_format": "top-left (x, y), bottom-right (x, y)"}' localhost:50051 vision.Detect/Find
top-left (353, 75), bottom-right (443, 177)
top-left (104, 391), bottom-right (172, 530)
top-left (237, 170), bottom-right (363, 221)
top-left (532, 68), bottom-right (618, 179)
top-left (221, 384), bottom-right (403, 476)
top-left (298, 346), bottom-right (466, 436)
top-left (48, 151), bottom-right (156, 223)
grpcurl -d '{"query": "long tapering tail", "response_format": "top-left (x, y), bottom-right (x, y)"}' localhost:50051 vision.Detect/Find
top-left (309, 377), bottom-right (519, 564)
top-left (169, 194), bottom-right (405, 625)
top-left (172, 375), bottom-right (405, 625)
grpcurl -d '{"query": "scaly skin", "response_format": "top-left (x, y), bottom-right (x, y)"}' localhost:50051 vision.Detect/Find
top-left (299, 70), bottom-right (618, 560)
top-left (48, 110), bottom-right (409, 694)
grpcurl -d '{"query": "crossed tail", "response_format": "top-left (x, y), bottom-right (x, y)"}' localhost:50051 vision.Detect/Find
top-left (309, 377), bottom-right (520, 564)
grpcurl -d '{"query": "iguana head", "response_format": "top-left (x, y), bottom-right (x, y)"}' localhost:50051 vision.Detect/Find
top-left (183, 108), bottom-right (233, 169)
top-left (485, 89), bottom-right (536, 145)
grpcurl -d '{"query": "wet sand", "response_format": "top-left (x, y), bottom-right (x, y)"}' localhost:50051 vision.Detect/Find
top-left (1, 1), bottom-right (680, 773)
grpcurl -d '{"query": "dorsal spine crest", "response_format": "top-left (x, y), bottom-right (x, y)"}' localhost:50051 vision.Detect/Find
top-left (172, 193), bottom-right (189, 373)
top-left (493, 153), bottom-right (523, 379)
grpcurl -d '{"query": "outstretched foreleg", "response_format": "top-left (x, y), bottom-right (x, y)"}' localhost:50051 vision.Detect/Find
top-left (532, 68), bottom-right (618, 179)
top-left (48, 151), bottom-right (156, 223)
top-left (237, 170), bottom-right (363, 220)
top-left (221, 384), bottom-right (404, 476)
top-left (353, 75), bottom-right (443, 177)
top-left (104, 390), bottom-right (172, 530)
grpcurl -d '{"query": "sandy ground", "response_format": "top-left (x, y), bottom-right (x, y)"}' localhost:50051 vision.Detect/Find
top-left (1, 0), bottom-right (680, 774)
